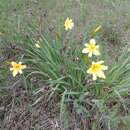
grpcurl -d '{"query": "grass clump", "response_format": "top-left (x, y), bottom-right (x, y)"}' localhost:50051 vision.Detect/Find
top-left (18, 23), bottom-right (130, 129)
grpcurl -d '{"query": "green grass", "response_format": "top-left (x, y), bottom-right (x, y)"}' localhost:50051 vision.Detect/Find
top-left (1, 0), bottom-right (130, 130)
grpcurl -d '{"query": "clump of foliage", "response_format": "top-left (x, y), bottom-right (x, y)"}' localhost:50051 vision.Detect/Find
top-left (11, 22), bottom-right (130, 130)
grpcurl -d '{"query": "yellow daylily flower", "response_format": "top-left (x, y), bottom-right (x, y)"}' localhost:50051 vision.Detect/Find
top-left (82, 39), bottom-right (100, 57)
top-left (128, 48), bottom-right (130, 52)
top-left (35, 38), bottom-right (42, 48)
top-left (10, 61), bottom-right (26, 77)
top-left (64, 17), bottom-right (74, 30)
top-left (35, 43), bottom-right (40, 48)
top-left (0, 32), bottom-right (4, 35)
top-left (87, 61), bottom-right (108, 81)
top-left (93, 25), bottom-right (102, 33)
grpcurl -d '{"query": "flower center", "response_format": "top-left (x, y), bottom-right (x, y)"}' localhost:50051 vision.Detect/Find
top-left (88, 44), bottom-right (96, 51)
top-left (91, 64), bottom-right (102, 73)
top-left (14, 64), bottom-right (21, 70)
top-left (66, 22), bottom-right (71, 26)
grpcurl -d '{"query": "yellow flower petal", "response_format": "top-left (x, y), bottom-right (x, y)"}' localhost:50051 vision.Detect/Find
top-left (11, 61), bottom-right (17, 66)
top-left (84, 43), bottom-right (88, 47)
top-left (97, 71), bottom-right (106, 79)
top-left (82, 48), bottom-right (89, 54)
top-left (92, 74), bottom-right (97, 81)
top-left (19, 70), bottom-right (23, 74)
top-left (35, 44), bottom-right (40, 48)
top-left (93, 50), bottom-right (100, 55)
top-left (88, 52), bottom-right (93, 57)
top-left (96, 45), bottom-right (100, 49)
top-left (87, 68), bottom-right (91, 74)
top-left (92, 61), bottom-right (95, 64)
top-left (13, 70), bottom-right (18, 77)
top-left (10, 68), bottom-right (13, 71)
top-left (102, 65), bottom-right (108, 70)
top-left (97, 61), bottom-right (104, 64)
top-left (90, 39), bottom-right (96, 45)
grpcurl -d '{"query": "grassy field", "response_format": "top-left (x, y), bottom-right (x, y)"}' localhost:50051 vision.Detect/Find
top-left (1, 0), bottom-right (130, 130)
